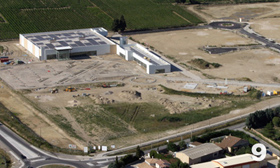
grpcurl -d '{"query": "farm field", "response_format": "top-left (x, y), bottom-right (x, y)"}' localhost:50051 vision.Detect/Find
top-left (0, 0), bottom-right (203, 40)
top-left (92, 0), bottom-right (203, 30)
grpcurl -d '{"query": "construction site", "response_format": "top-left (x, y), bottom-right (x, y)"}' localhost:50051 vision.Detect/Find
top-left (1, 2), bottom-right (280, 152)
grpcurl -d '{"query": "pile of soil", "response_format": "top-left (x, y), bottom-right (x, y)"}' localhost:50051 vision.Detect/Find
top-left (118, 90), bottom-right (142, 101)
top-left (67, 100), bottom-right (80, 107)
top-left (92, 95), bottom-right (115, 104)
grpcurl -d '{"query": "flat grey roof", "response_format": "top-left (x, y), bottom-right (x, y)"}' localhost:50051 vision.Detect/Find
top-left (22, 28), bottom-right (112, 50)
top-left (178, 143), bottom-right (222, 160)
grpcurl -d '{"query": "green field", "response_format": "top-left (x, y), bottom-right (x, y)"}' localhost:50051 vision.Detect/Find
top-left (194, 0), bottom-right (279, 4)
top-left (92, 0), bottom-right (203, 30)
top-left (0, 0), bottom-right (203, 40)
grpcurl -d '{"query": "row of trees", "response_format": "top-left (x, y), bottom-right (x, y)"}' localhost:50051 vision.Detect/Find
top-left (261, 121), bottom-right (280, 140)
top-left (112, 15), bottom-right (127, 32)
top-left (246, 107), bottom-right (280, 129)
top-left (108, 146), bottom-right (144, 168)
top-left (191, 129), bottom-right (258, 145)
top-left (167, 140), bottom-right (187, 152)
top-left (175, 0), bottom-right (187, 3)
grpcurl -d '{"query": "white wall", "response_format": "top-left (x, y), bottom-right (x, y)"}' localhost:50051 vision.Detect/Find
top-left (27, 40), bottom-right (33, 53)
top-left (19, 34), bottom-right (24, 47)
top-left (116, 45), bottom-right (134, 60)
top-left (35, 46), bottom-right (40, 58)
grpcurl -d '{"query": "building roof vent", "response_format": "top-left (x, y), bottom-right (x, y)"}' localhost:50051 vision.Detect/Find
top-left (50, 37), bottom-right (56, 43)
top-left (79, 34), bottom-right (85, 40)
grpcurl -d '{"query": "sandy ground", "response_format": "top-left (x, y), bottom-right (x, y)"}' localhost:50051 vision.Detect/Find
top-left (0, 55), bottom-right (142, 90)
top-left (251, 17), bottom-right (280, 43)
top-left (131, 28), bottom-right (280, 83)
top-left (0, 81), bottom-right (82, 149)
top-left (189, 2), bottom-right (280, 23)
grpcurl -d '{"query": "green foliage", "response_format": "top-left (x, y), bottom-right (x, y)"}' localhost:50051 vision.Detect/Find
top-left (175, 0), bottom-right (187, 3)
top-left (119, 15), bottom-right (127, 32)
top-left (112, 19), bottom-right (120, 32)
top-left (0, 148), bottom-right (11, 168)
top-left (170, 160), bottom-right (190, 168)
top-left (159, 116), bottom-right (182, 122)
top-left (112, 15), bottom-right (127, 32)
top-left (0, 46), bottom-right (3, 53)
top-left (246, 108), bottom-right (279, 129)
top-left (50, 114), bottom-right (81, 140)
top-left (248, 88), bottom-right (262, 99)
top-left (0, 17), bottom-right (4, 23)
top-left (120, 154), bottom-right (138, 167)
top-left (150, 150), bottom-right (158, 158)
top-left (189, 0), bottom-right (201, 4)
top-left (234, 146), bottom-right (251, 155)
top-left (167, 142), bottom-right (179, 152)
top-left (273, 117), bottom-right (280, 127)
top-left (178, 140), bottom-right (187, 150)
top-left (262, 122), bottom-right (275, 139)
top-left (191, 129), bottom-right (257, 146)
top-left (67, 105), bottom-right (134, 139)
top-left (190, 58), bottom-right (222, 69)
top-left (108, 163), bottom-right (119, 168)
top-left (136, 146), bottom-right (144, 159)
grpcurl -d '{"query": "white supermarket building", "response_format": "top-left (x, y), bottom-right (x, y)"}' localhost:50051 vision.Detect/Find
top-left (19, 28), bottom-right (171, 74)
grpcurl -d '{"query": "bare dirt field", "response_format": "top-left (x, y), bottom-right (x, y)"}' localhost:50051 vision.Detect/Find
top-left (131, 28), bottom-right (280, 83)
top-left (0, 55), bottom-right (142, 90)
top-left (187, 2), bottom-right (280, 23)
top-left (251, 18), bottom-right (280, 43)
top-left (0, 80), bottom-right (79, 149)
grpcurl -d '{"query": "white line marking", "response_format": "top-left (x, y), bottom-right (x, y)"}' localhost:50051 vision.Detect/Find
top-left (0, 130), bottom-right (38, 159)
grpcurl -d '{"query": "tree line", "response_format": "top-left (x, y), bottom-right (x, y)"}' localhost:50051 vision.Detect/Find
top-left (191, 129), bottom-right (258, 145)
top-left (246, 107), bottom-right (280, 129)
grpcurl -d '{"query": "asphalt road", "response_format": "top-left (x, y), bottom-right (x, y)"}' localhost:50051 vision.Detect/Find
top-left (209, 21), bottom-right (280, 53)
top-left (0, 123), bottom-right (114, 168)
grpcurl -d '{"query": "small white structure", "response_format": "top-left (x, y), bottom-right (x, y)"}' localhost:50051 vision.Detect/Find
top-left (101, 146), bottom-right (108, 151)
top-left (84, 147), bottom-right (88, 153)
top-left (184, 83), bottom-right (198, 90)
top-left (267, 91), bottom-right (273, 96)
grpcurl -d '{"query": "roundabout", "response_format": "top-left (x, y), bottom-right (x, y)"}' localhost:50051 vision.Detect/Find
top-left (209, 21), bottom-right (243, 29)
